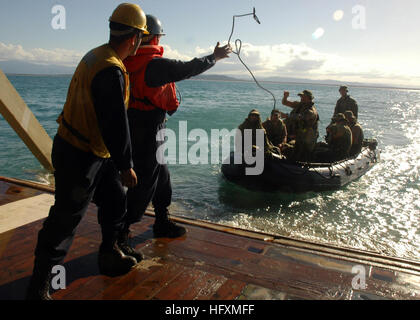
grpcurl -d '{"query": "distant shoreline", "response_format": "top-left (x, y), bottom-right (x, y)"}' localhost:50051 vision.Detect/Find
top-left (187, 78), bottom-right (420, 92)
top-left (6, 73), bottom-right (420, 91)
top-left (6, 73), bottom-right (73, 77)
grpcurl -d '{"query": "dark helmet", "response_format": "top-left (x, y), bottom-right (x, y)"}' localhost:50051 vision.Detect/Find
top-left (146, 14), bottom-right (165, 36)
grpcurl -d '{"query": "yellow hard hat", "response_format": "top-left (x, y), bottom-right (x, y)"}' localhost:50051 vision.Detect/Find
top-left (109, 3), bottom-right (149, 34)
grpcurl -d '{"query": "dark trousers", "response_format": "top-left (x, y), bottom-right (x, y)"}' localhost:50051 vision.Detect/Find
top-left (125, 109), bottom-right (172, 226)
top-left (33, 135), bottom-right (127, 270)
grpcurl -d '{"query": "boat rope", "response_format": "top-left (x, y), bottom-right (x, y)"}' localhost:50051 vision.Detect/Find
top-left (228, 8), bottom-right (277, 110)
top-left (278, 160), bottom-right (337, 180)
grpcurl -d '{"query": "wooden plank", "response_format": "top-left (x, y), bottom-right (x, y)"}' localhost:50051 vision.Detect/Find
top-left (58, 275), bottom-right (114, 300)
top-left (121, 262), bottom-right (186, 300)
top-left (0, 177), bottom-right (54, 194)
top-left (237, 284), bottom-right (287, 300)
top-left (140, 234), bottom-right (355, 299)
top-left (93, 258), bottom-right (165, 300)
top-left (1, 179), bottom-right (420, 300)
top-left (0, 70), bottom-right (53, 172)
top-left (178, 270), bottom-right (226, 300)
top-left (0, 230), bottom-right (14, 259)
top-left (211, 279), bottom-right (247, 300)
top-left (153, 267), bottom-right (204, 300)
top-left (0, 193), bottom-right (54, 233)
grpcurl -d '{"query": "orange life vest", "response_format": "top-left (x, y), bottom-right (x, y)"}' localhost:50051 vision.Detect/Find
top-left (124, 45), bottom-right (179, 112)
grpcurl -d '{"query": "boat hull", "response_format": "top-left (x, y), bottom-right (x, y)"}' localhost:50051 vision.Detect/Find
top-left (221, 143), bottom-right (380, 193)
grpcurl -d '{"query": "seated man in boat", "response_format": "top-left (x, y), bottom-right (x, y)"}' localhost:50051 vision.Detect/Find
top-left (237, 109), bottom-right (281, 159)
top-left (334, 85), bottom-right (358, 120)
top-left (314, 113), bottom-right (352, 163)
top-left (262, 109), bottom-right (288, 150)
top-left (344, 111), bottom-right (364, 156)
top-left (281, 90), bottom-right (319, 162)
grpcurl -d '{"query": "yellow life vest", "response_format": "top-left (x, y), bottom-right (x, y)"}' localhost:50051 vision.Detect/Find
top-left (57, 44), bottom-right (130, 158)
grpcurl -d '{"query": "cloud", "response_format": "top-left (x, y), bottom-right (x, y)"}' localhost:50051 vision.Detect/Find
top-left (161, 44), bottom-right (192, 61)
top-left (190, 42), bottom-right (420, 87)
top-left (0, 41), bottom-right (418, 87)
top-left (0, 42), bottom-right (82, 67)
top-left (282, 57), bottom-right (325, 73)
top-left (189, 42), bottom-right (330, 77)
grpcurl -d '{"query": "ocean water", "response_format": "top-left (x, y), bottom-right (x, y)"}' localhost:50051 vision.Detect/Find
top-left (1, 75), bottom-right (419, 260)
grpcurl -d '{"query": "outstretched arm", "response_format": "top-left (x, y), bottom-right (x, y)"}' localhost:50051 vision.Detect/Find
top-left (145, 42), bottom-right (231, 87)
top-left (282, 91), bottom-right (300, 109)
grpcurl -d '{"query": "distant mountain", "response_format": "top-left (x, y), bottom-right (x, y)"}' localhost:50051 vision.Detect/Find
top-left (192, 74), bottom-right (419, 90)
top-left (192, 74), bottom-right (241, 82)
top-left (253, 76), bottom-right (395, 89)
top-left (2, 61), bottom-right (418, 90)
top-left (0, 60), bottom-right (75, 75)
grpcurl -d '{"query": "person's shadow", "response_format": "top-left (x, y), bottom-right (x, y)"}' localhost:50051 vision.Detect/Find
top-left (0, 228), bottom-right (153, 300)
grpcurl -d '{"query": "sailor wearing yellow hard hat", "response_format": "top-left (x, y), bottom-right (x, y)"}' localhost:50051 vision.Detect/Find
top-left (26, 3), bottom-right (148, 300)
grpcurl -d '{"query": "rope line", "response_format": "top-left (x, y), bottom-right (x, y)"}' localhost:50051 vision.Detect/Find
top-left (228, 9), bottom-right (277, 110)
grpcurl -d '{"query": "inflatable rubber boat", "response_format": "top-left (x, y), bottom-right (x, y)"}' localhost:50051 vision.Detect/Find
top-left (221, 139), bottom-right (379, 193)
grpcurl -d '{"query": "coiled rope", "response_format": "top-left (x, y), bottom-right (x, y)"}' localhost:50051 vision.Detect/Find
top-left (228, 8), bottom-right (277, 110)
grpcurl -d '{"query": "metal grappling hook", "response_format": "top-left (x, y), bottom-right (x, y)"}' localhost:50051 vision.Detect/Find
top-left (228, 8), bottom-right (277, 110)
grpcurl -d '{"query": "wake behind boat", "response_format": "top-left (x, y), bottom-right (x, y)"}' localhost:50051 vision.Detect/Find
top-left (221, 139), bottom-right (379, 193)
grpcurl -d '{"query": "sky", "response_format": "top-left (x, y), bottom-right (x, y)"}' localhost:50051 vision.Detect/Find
top-left (0, 0), bottom-right (419, 87)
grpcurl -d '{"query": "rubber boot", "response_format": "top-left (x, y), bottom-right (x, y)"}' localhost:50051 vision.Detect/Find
top-left (153, 209), bottom-right (186, 238)
top-left (98, 229), bottom-right (137, 277)
top-left (98, 242), bottom-right (137, 277)
top-left (26, 261), bottom-right (53, 300)
top-left (117, 229), bottom-right (144, 263)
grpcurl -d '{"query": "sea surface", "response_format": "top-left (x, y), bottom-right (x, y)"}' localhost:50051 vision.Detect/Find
top-left (1, 74), bottom-right (419, 260)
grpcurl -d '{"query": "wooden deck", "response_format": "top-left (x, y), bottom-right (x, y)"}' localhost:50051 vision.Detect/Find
top-left (0, 176), bottom-right (419, 300)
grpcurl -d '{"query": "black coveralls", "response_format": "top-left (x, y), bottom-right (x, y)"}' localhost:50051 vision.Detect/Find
top-left (34, 66), bottom-right (133, 271)
top-left (125, 54), bottom-right (216, 225)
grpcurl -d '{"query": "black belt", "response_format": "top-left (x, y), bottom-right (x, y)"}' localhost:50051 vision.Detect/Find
top-left (60, 112), bottom-right (90, 144)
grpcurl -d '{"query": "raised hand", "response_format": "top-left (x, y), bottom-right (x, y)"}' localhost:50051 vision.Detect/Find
top-left (213, 42), bottom-right (232, 61)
